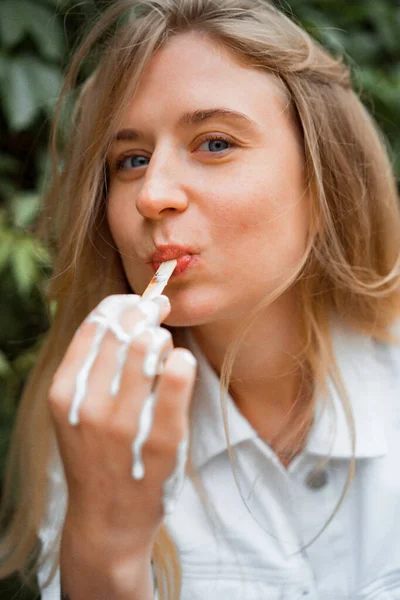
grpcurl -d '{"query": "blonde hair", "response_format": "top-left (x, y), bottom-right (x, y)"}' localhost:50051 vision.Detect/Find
top-left (1, 1), bottom-right (400, 598)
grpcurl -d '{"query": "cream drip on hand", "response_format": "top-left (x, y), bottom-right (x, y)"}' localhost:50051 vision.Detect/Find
top-left (68, 294), bottom-right (161, 425)
top-left (162, 437), bottom-right (188, 515)
top-left (68, 259), bottom-right (189, 514)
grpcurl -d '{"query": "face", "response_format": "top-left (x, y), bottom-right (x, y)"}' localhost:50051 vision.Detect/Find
top-left (106, 32), bottom-right (310, 328)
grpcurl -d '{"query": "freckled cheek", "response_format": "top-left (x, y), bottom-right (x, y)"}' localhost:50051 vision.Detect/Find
top-left (203, 176), bottom-right (272, 232)
top-left (212, 197), bottom-right (277, 237)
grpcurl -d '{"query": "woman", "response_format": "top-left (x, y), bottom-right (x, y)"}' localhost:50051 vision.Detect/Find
top-left (1, 0), bottom-right (400, 598)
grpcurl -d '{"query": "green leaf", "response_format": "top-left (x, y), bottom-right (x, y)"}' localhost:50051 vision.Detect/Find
top-left (0, 0), bottom-right (65, 59)
top-left (49, 299), bottom-right (58, 319)
top-left (0, 230), bottom-right (13, 273)
top-left (33, 243), bottom-right (52, 267)
top-left (10, 237), bottom-right (38, 296)
top-left (11, 192), bottom-right (41, 228)
top-left (27, 59), bottom-right (63, 114)
top-left (1, 55), bottom-right (63, 130)
top-left (318, 27), bottom-right (347, 55)
top-left (1, 56), bottom-right (38, 130)
top-left (344, 31), bottom-right (380, 64)
top-left (358, 67), bottom-right (400, 116)
top-left (23, 1), bottom-right (66, 60)
top-left (0, 351), bottom-right (12, 379)
top-left (365, 2), bottom-right (400, 53)
top-left (0, 0), bottom-right (27, 48)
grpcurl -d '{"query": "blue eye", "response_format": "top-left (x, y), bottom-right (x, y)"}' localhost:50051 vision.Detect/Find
top-left (199, 137), bottom-right (232, 153)
top-left (117, 155), bottom-right (150, 170)
top-left (114, 135), bottom-right (234, 172)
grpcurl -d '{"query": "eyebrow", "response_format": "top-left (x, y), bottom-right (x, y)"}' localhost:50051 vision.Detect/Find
top-left (112, 108), bottom-right (257, 142)
top-left (179, 108), bottom-right (254, 127)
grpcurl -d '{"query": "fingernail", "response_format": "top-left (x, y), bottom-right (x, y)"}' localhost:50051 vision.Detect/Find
top-left (179, 349), bottom-right (197, 367)
top-left (152, 295), bottom-right (171, 310)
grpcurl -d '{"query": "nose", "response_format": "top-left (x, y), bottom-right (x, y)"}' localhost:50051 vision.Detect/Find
top-left (135, 147), bottom-right (189, 220)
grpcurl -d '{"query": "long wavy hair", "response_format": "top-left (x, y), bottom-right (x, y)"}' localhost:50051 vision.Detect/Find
top-left (1, 1), bottom-right (400, 598)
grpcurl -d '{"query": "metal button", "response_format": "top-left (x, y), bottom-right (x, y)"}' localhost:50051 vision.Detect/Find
top-left (305, 468), bottom-right (328, 490)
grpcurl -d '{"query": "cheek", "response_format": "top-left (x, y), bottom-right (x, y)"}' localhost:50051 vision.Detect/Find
top-left (204, 179), bottom-right (293, 240)
top-left (202, 171), bottom-right (273, 235)
top-left (206, 162), bottom-right (310, 269)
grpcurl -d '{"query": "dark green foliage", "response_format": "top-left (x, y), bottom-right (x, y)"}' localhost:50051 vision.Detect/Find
top-left (278, 0), bottom-right (400, 173)
top-left (0, 1), bottom-right (399, 598)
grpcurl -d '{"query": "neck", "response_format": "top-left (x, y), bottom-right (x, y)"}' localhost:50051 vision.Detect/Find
top-left (189, 287), bottom-right (313, 443)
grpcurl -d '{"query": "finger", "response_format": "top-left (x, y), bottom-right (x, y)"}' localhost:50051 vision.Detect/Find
top-left (149, 348), bottom-right (197, 449)
top-left (69, 324), bottom-right (170, 427)
top-left (51, 294), bottom-right (142, 391)
top-left (123, 347), bottom-right (197, 485)
top-left (144, 295), bottom-right (171, 325)
top-left (93, 295), bottom-right (169, 337)
top-left (111, 323), bottom-right (173, 413)
top-left (48, 316), bottom-right (108, 420)
top-left (48, 294), bottom-right (170, 422)
top-left (89, 325), bottom-right (173, 426)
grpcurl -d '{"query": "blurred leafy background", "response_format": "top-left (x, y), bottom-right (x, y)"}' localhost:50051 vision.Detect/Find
top-left (0, 0), bottom-right (399, 597)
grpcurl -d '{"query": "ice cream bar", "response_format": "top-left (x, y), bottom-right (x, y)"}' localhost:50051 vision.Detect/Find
top-left (141, 259), bottom-right (177, 301)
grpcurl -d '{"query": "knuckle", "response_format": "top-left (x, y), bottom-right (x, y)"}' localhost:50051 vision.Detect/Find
top-left (97, 294), bottom-right (140, 312)
top-left (78, 319), bottom-right (98, 339)
top-left (121, 305), bottom-right (142, 324)
top-left (129, 334), bottom-right (150, 357)
top-left (78, 403), bottom-right (105, 429)
top-left (163, 367), bottom-right (188, 390)
top-left (107, 414), bottom-right (134, 441)
top-left (94, 294), bottom-right (143, 328)
top-left (48, 376), bottom-right (70, 409)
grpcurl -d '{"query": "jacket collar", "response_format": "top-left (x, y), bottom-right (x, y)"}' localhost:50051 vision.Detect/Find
top-left (184, 316), bottom-right (393, 470)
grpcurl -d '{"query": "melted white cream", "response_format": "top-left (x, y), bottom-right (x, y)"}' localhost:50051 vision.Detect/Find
top-left (162, 437), bottom-right (188, 515)
top-left (131, 391), bottom-right (157, 480)
top-left (69, 293), bottom-right (188, 514)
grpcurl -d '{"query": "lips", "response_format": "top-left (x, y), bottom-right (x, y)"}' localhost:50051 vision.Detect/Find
top-left (148, 245), bottom-right (197, 264)
top-left (146, 244), bottom-right (199, 277)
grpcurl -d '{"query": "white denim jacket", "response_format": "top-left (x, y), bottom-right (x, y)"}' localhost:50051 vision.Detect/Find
top-left (38, 316), bottom-right (400, 599)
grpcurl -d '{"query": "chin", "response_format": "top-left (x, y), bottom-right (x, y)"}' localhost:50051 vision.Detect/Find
top-left (163, 289), bottom-right (235, 329)
top-left (162, 309), bottom-right (210, 328)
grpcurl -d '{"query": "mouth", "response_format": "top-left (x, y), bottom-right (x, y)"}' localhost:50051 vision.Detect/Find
top-left (146, 245), bottom-right (200, 278)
